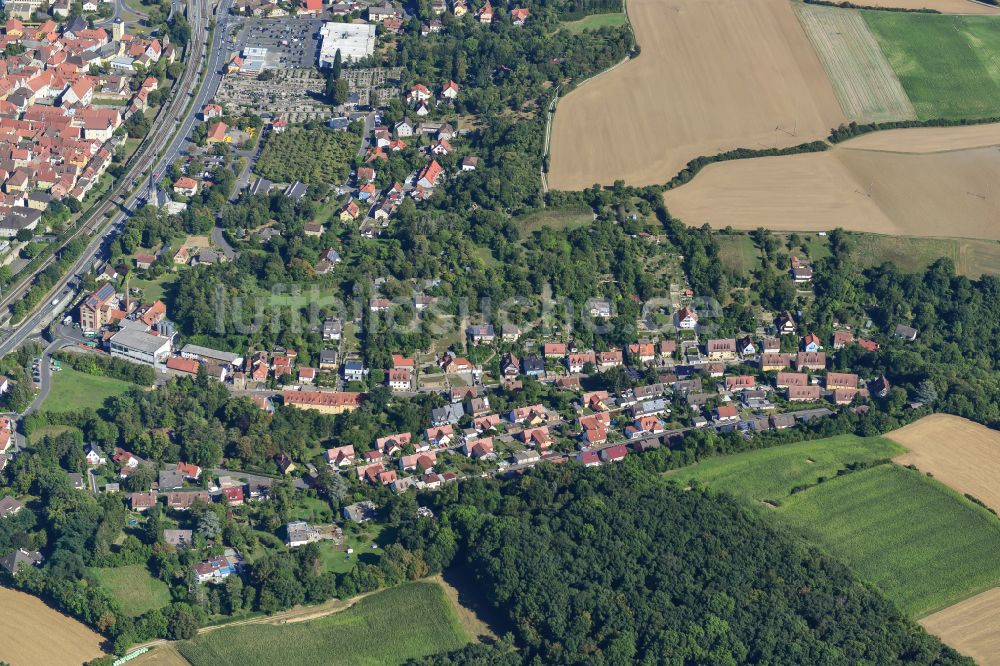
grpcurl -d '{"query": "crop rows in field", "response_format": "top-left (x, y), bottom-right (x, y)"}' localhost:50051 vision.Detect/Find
top-left (796, 4), bottom-right (915, 122)
top-left (864, 11), bottom-right (1000, 120)
top-left (780, 464), bottom-right (1000, 618)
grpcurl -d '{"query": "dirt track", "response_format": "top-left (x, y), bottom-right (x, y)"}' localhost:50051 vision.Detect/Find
top-left (920, 587), bottom-right (1000, 665)
top-left (664, 124), bottom-right (1000, 240)
top-left (547, 0), bottom-right (845, 189)
top-left (889, 414), bottom-right (1000, 512)
top-left (0, 587), bottom-right (106, 666)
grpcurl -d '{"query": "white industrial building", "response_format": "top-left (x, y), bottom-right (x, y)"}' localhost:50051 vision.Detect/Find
top-left (109, 328), bottom-right (172, 366)
top-left (318, 22), bottom-right (376, 65)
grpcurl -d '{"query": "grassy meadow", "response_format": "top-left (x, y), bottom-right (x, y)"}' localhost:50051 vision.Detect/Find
top-left (178, 581), bottom-right (471, 666)
top-left (45, 367), bottom-right (133, 412)
top-left (90, 565), bottom-right (172, 617)
top-left (863, 12), bottom-right (1000, 119)
top-left (667, 434), bottom-right (903, 502)
top-left (560, 12), bottom-right (628, 34)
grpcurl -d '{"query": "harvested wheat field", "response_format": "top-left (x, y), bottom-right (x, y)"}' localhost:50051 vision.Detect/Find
top-left (920, 587), bottom-right (1000, 665)
top-left (888, 414), bottom-right (1000, 512)
top-left (665, 125), bottom-right (1000, 240)
top-left (795, 4), bottom-right (915, 122)
top-left (842, 122), bottom-right (1000, 153)
top-left (0, 587), bottom-right (105, 665)
top-left (547, 0), bottom-right (845, 189)
top-left (858, 0), bottom-right (1000, 12)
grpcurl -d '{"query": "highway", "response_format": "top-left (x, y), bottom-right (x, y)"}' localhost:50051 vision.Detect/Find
top-left (0, 0), bottom-right (232, 357)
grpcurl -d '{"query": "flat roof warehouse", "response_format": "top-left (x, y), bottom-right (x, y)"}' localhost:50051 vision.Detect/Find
top-left (319, 22), bottom-right (376, 65)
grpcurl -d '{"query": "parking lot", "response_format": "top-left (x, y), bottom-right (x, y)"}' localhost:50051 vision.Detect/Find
top-left (234, 17), bottom-right (324, 69)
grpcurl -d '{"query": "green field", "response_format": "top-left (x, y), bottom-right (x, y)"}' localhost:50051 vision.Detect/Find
top-left (560, 12), bottom-right (628, 34)
top-left (673, 438), bottom-right (1000, 618)
top-left (130, 272), bottom-right (179, 304)
top-left (178, 582), bottom-right (471, 666)
top-left (781, 465), bottom-right (1000, 618)
top-left (27, 424), bottom-right (80, 446)
top-left (863, 12), bottom-right (1000, 120)
top-left (90, 565), bottom-right (172, 617)
top-left (668, 434), bottom-right (904, 503)
top-left (515, 204), bottom-right (594, 234)
top-left (45, 367), bottom-right (133, 413)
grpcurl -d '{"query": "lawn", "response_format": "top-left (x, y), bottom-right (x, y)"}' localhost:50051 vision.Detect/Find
top-left (515, 204), bottom-right (594, 235)
top-left (178, 581), bottom-right (471, 666)
top-left (27, 424), bottom-right (80, 446)
top-left (561, 12), bottom-right (628, 34)
top-left (780, 465), bottom-right (1000, 618)
top-left (45, 367), bottom-right (133, 413)
top-left (130, 272), bottom-right (179, 304)
top-left (667, 434), bottom-right (904, 503)
top-left (715, 234), bottom-right (760, 278)
top-left (863, 12), bottom-right (1000, 120)
top-left (90, 565), bottom-right (171, 617)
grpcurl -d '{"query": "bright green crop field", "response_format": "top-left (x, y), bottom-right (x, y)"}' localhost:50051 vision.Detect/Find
top-left (863, 12), bottom-right (1000, 120)
top-left (667, 434), bottom-right (903, 503)
top-left (780, 464), bottom-right (1000, 618)
top-left (178, 581), bottom-right (470, 666)
top-left (670, 436), bottom-right (1000, 618)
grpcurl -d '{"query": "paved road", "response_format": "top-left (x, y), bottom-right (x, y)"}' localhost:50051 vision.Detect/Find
top-left (0, 0), bottom-right (222, 358)
top-left (23, 338), bottom-right (76, 415)
top-left (211, 225), bottom-right (237, 259)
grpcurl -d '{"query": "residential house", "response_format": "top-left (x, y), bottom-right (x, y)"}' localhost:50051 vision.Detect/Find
top-left (466, 324), bottom-right (495, 345)
top-left (600, 444), bottom-right (627, 463)
top-left (775, 312), bottom-right (797, 335)
top-left (676, 306), bottom-right (698, 330)
top-left (725, 375), bottom-right (756, 391)
top-left (325, 444), bottom-right (356, 467)
top-left (787, 385), bottom-right (821, 402)
top-left (825, 372), bottom-right (858, 390)
top-left (795, 352), bottom-right (826, 371)
top-left (522, 355), bottom-right (544, 377)
top-left (833, 331), bottom-right (854, 349)
top-left (776, 372), bottom-right (807, 388)
top-left (387, 368), bottom-right (412, 391)
top-left (737, 336), bottom-right (756, 356)
top-left (714, 405), bottom-right (739, 423)
top-left (895, 324), bottom-right (918, 341)
top-left (705, 339), bottom-right (737, 361)
top-left (803, 333), bottom-right (822, 353)
top-left (343, 501), bottom-right (378, 523)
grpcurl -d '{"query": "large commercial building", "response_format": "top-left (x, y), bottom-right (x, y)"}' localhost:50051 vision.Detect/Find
top-left (109, 328), bottom-right (171, 366)
top-left (318, 22), bottom-right (376, 65)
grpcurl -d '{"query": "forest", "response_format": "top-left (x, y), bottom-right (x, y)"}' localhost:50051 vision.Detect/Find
top-left (398, 463), bottom-right (969, 665)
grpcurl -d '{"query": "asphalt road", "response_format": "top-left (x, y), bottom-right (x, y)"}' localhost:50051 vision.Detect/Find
top-left (0, 0), bottom-right (226, 358)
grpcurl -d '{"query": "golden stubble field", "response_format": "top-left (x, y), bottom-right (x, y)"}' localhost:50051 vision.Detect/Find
top-left (664, 123), bottom-right (1000, 240)
top-left (888, 413), bottom-right (1000, 512)
top-left (547, 0), bottom-right (845, 189)
top-left (921, 587), bottom-right (1000, 665)
top-left (0, 587), bottom-right (106, 665)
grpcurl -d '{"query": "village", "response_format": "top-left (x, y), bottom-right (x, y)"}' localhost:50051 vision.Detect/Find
top-left (0, 16), bottom-right (175, 240)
